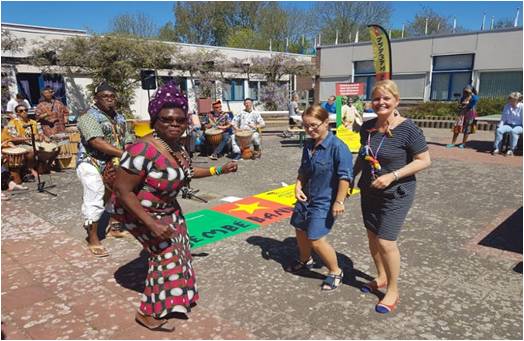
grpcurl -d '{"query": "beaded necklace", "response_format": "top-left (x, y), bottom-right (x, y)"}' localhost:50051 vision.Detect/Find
top-left (153, 132), bottom-right (194, 183)
top-left (364, 111), bottom-right (399, 179)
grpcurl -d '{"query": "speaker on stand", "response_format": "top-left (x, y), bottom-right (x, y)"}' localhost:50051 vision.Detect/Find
top-left (140, 70), bottom-right (157, 101)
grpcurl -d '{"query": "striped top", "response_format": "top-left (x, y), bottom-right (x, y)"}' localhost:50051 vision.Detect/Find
top-left (357, 118), bottom-right (428, 191)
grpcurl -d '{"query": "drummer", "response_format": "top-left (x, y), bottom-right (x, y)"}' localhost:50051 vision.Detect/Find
top-left (1, 104), bottom-right (57, 181)
top-left (35, 86), bottom-right (70, 138)
top-left (231, 98), bottom-right (265, 159)
top-left (205, 100), bottom-right (233, 160)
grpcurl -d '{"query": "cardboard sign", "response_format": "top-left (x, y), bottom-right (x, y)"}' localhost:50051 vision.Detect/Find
top-left (254, 184), bottom-right (297, 207)
top-left (211, 197), bottom-right (294, 226)
top-left (335, 83), bottom-right (365, 96)
top-left (185, 209), bottom-right (259, 249)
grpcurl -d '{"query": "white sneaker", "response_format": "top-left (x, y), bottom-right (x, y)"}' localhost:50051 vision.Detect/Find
top-left (492, 149), bottom-right (499, 155)
top-left (506, 150), bottom-right (514, 156)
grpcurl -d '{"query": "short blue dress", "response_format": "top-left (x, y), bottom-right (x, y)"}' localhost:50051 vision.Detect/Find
top-left (290, 132), bottom-right (353, 240)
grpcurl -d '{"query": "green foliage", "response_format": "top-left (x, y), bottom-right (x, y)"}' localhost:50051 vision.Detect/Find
top-left (405, 7), bottom-right (454, 37)
top-left (405, 97), bottom-right (507, 118)
top-left (110, 12), bottom-right (158, 38)
top-left (31, 35), bottom-right (176, 117)
top-left (1, 29), bottom-right (25, 53)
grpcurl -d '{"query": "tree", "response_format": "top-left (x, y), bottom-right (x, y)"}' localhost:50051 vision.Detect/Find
top-left (313, 2), bottom-right (393, 44)
top-left (494, 18), bottom-right (515, 29)
top-left (31, 35), bottom-right (176, 117)
top-left (405, 7), bottom-right (454, 37)
top-left (1, 28), bottom-right (26, 53)
top-left (158, 22), bottom-right (177, 41)
top-left (109, 12), bottom-right (158, 38)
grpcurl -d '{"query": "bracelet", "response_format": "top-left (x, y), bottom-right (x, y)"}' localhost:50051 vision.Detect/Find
top-left (335, 200), bottom-right (344, 205)
top-left (393, 171), bottom-right (400, 181)
top-left (209, 166), bottom-right (216, 175)
top-left (216, 166), bottom-right (223, 175)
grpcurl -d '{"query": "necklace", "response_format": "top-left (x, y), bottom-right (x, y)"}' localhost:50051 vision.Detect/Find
top-left (153, 132), bottom-right (194, 182)
top-left (365, 132), bottom-right (387, 180)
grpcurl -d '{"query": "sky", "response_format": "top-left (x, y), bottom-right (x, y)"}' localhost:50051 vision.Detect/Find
top-left (1, 0), bottom-right (522, 34)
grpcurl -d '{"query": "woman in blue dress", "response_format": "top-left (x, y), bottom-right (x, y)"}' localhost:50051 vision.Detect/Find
top-left (288, 105), bottom-right (353, 291)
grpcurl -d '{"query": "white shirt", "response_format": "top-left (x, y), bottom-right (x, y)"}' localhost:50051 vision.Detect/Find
top-left (6, 99), bottom-right (31, 113)
top-left (233, 109), bottom-right (265, 132)
top-left (500, 102), bottom-right (523, 126)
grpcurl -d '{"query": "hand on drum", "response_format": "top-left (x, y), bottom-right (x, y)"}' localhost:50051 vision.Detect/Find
top-left (221, 161), bottom-right (238, 174)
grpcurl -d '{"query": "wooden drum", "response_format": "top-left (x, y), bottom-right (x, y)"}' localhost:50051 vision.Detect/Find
top-left (3, 147), bottom-right (28, 184)
top-left (236, 129), bottom-right (253, 160)
top-left (65, 126), bottom-right (80, 169)
top-left (51, 133), bottom-right (72, 169)
top-left (205, 128), bottom-right (223, 148)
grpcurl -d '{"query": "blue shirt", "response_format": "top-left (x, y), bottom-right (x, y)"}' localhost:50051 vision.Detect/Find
top-left (321, 101), bottom-right (337, 114)
top-left (500, 102), bottom-right (523, 126)
top-left (296, 131), bottom-right (353, 217)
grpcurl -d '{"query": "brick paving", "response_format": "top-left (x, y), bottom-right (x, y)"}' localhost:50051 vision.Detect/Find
top-left (1, 127), bottom-right (522, 339)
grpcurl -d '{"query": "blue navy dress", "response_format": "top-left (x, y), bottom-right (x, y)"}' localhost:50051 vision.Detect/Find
top-left (290, 132), bottom-right (353, 240)
top-left (358, 118), bottom-right (428, 241)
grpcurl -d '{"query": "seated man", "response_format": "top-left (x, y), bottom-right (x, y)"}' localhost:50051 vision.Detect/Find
top-left (231, 98), bottom-right (266, 159)
top-left (206, 100), bottom-right (234, 160)
top-left (321, 95), bottom-right (337, 114)
top-left (1, 104), bottom-right (57, 180)
top-left (493, 91), bottom-right (523, 156)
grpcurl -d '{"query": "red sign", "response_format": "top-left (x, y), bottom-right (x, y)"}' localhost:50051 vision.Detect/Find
top-left (336, 83), bottom-right (365, 96)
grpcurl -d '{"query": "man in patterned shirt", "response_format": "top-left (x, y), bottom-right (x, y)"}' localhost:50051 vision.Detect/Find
top-left (35, 86), bottom-right (70, 137)
top-left (76, 82), bottom-right (134, 257)
top-left (1, 104), bottom-right (57, 181)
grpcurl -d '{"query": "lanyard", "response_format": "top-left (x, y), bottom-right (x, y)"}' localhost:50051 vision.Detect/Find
top-left (365, 130), bottom-right (386, 179)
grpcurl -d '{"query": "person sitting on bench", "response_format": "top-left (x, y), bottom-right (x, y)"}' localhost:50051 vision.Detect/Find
top-left (492, 92), bottom-right (523, 156)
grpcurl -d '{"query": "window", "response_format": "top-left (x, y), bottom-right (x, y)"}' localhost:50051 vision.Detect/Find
top-left (431, 54), bottom-right (474, 101)
top-left (480, 72), bottom-right (523, 98)
top-left (354, 60), bottom-right (375, 100)
top-left (248, 81), bottom-right (259, 100)
top-left (391, 74), bottom-right (426, 99)
top-left (223, 79), bottom-right (244, 101)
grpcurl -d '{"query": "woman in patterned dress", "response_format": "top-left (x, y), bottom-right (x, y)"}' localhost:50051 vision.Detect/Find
top-left (113, 82), bottom-right (238, 331)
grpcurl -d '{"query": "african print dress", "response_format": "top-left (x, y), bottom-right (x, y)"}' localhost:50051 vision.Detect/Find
top-left (113, 140), bottom-right (199, 318)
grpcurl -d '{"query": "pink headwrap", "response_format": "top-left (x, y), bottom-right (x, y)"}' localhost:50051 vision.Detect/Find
top-left (148, 82), bottom-right (188, 121)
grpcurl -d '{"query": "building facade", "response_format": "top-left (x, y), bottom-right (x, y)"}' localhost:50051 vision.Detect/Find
top-left (1, 23), bottom-right (313, 120)
top-left (317, 28), bottom-right (523, 102)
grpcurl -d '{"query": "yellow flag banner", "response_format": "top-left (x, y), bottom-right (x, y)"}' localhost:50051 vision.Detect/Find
top-left (368, 24), bottom-right (392, 81)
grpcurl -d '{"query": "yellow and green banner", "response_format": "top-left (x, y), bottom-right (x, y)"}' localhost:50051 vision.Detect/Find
top-left (368, 24), bottom-right (392, 81)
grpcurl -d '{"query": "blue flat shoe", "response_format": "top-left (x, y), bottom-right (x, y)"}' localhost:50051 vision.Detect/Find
top-left (445, 144), bottom-right (455, 148)
top-left (321, 270), bottom-right (344, 291)
top-left (375, 296), bottom-right (399, 314)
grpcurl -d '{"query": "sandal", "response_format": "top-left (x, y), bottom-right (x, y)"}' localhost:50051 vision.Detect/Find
top-left (321, 270), bottom-right (344, 291)
top-left (285, 257), bottom-right (314, 273)
top-left (135, 312), bottom-right (175, 332)
top-left (87, 244), bottom-right (109, 258)
top-left (106, 223), bottom-right (129, 238)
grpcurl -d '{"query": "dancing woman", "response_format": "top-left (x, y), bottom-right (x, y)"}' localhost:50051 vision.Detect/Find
top-left (113, 82), bottom-right (238, 331)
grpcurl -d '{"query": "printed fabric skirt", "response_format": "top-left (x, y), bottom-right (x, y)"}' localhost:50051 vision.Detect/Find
top-left (452, 110), bottom-right (477, 134)
top-left (123, 212), bottom-right (199, 318)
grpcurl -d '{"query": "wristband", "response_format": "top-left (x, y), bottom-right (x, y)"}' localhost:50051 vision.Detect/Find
top-left (209, 166), bottom-right (216, 175)
top-left (335, 200), bottom-right (344, 205)
top-left (393, 171), bottom-right (400, 181)
top-left (216, 166), bottom-right (223, 175)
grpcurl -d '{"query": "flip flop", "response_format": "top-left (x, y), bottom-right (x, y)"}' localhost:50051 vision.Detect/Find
top-left (106, 223), bottom-right (129, 238)
top-left (135, 312), bottom-right (175, 332)
top-left (87, 244), bottom-right (109, 258)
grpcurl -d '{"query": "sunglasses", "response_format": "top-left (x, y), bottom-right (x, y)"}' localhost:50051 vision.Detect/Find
top-left (16, 109), bottom-right (28, 113)
top-left (158, 116), bottom-right (187, 125)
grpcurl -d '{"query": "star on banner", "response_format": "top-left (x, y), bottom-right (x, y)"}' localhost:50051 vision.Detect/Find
top-left (230, 202), bottom-right (269, 214)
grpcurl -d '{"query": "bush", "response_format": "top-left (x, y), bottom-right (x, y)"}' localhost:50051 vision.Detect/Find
top-left (405, 97), bottom-right (506, 119)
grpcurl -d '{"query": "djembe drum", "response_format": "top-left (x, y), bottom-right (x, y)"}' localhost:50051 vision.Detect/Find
top-left (3, 147), bottom-right (29, 184)
top-left (236, 129), bottom-right (254, 160)
top-left (51, 133), bottom-right (72, 169)
top-left (205, 128), bottom-right (223, 152)
top-left (35, 141), bottom-right (59, 174)
top-left (65, 126), bottom-right (81, 168)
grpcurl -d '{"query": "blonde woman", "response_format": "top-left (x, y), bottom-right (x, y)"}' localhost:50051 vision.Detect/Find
top-left (352, 80), bottom-right (431, 313)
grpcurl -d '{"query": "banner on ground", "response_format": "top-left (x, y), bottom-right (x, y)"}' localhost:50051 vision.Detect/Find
top-left (368, 24), bottom-right (392, 81)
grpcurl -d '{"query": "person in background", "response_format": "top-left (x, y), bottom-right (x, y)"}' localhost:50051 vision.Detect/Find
top-left (287, 105), bottom-right (352, 291)
top-left (447, 85), bottom-right (478, 149)
top-left (113, 81), bottom-right (238, 331)
top-left (352, 80), bottom-right (431, 314)
top-left (206, 100), bottom-right (233, 160)
top-left (6, 94), bottom-right (31, 118)
top-left (321, 95), bottom-right (337, 114)
top-left (492, 92), bottom-right (523, 156)
top-left (342, 97), bottom-right (363, 131)
top-left (231, 98), bottom-right (265, 159)
top-left (35, 86), bottom-right (69, 137)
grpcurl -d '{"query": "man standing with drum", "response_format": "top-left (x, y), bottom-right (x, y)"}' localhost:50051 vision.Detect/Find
top-left (76, 82), bottom-right (134, 257)
top-left (206, 100), bottom-right (233, 160)
top-left (231, 98), bottom-right (265, 159)
top-left (35, 86), bottom-right (70, 138)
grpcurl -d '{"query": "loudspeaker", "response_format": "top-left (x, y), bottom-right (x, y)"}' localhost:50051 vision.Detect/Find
top-left (140, 70), bottom-right (156, 90)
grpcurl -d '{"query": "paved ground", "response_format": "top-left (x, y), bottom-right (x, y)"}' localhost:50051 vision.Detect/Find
top-left (1, 127), bottom-right (522, 339)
